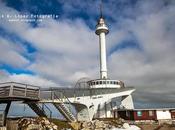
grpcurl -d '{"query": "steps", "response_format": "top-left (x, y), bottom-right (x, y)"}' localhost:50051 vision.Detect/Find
top-left (53, 103), bottom-right (76, 122)
top-left (27, 102), bottom-right (47, 117)
top-left (52, 92), bottom-right (77, 122)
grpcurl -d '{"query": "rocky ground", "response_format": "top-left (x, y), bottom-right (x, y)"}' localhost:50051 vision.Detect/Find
top-left (79, 119), bottom-right (140, 130)
top-left (7, 117), bottom-right (175, 130)
top-left (16, 117), bottom-right (141, 130)
top-left (18, 117), bottom-right (58, 130)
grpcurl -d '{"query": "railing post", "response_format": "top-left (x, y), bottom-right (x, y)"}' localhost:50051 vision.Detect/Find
top-left (38, 88), bottom-right (40, 99)
top-left (61, 92), bottom-right (63, 102)
top-left (9, 84), bottom-right (13, 96)
top-left (51, 91), bottom-right (54, 100)
top-left (50, 111), bottom-right (52, 118)
top-left (42, 103), bottom-right (44, 112)
top-left (25, 85), bottom-right (27, 97)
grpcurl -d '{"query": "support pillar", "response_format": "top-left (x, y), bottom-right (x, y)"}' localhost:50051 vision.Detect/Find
top-left (121, 95), bottom-right (134, 109)
top-left (4, 101), bottom-right (11, 126)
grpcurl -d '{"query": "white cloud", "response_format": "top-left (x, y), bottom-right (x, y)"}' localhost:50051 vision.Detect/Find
top-left (0, 70), bottom-right (58, 87)
top-left (0, 2), bottom-right (30, 36)
top-left (0, 37), bottom-right (29, 67)
top-left (24, 19), bottom-right (99, 85)
top-left (0, 3), bottom-right (99, 85)
top-left (107, 1), bottom-right (175, 100)
top-left (8, 74), bottom-right (57, 87)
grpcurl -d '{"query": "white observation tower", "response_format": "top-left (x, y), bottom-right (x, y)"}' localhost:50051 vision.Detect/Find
top-left (95, 11), bottom-right (109, 79)
top-left (42, 3), bottom-right (135, 121)
top-left (87, 5), bottom-right (124, 89)
top-left (56, 4), bottom-right (135, 120)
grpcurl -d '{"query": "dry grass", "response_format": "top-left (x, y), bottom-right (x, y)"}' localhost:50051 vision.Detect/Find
top-left (138, 124), bottom-right (175, 130)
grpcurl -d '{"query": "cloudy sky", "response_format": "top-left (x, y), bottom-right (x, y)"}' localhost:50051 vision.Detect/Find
top-left (0, 0), bottom-right (175, 107)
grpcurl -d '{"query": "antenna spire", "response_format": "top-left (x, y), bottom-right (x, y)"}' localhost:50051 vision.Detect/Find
top-left (100, 0), bottom-right (103, 18)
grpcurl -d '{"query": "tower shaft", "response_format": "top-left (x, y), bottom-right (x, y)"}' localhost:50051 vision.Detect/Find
top-left (99, 32), bottom-right (107, 79)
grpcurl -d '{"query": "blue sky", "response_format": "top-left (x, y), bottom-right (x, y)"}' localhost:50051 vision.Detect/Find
top-left (0, 0), bottom-right (175, 106)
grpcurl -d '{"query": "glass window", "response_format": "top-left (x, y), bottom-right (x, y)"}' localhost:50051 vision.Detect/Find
top-left (110, 81), bottom-right (113, 84)
top-left (149, 111), bottom-right (154, 116)
top-left (103, 81), bottom-right (106, 84)
top-left (96, 81), bottom-right (99, 85)
top-left (99, 81), bottom-right (102, 84)
top-left (137, 111), bottom-right (142, 117)
top-left (126, 111), bottom-right (130, 117)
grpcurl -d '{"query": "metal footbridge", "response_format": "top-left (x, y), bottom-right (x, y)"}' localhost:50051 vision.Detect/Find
top-left (0, 82), bottom-right (135, 126)
top-left (0, 82), bottom-right (77, 126)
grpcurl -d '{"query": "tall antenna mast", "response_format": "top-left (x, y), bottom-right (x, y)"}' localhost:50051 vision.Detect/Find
top-left (100, 0), bottom-right (103, 18)
top-left (96, 0), bottom-right (109, 79)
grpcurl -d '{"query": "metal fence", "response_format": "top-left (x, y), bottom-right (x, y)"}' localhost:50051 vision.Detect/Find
top-left (0, 82), bottom-right (40, 100)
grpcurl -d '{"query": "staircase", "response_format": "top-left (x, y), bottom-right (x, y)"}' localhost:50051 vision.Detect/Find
top-left (53, 103), bottom-right (76, 122)
top-left (53, 92), bottom-right (77, 122)
top-left (27, 102), bottom-right (47, 117)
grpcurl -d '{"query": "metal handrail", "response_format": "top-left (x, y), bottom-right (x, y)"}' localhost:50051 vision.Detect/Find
top-left (53, 92), bottom-right (72, 114)
top-left (0, 82), bottom-right (40, 89)
top-left (41, 103), bottom-right (52, 118)
top-left (0, 83), bottom-right (40, 99)
top-left (52, 92), bottom-right (76, 121)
